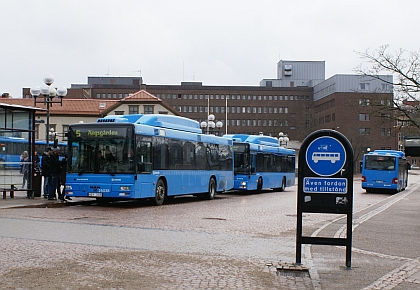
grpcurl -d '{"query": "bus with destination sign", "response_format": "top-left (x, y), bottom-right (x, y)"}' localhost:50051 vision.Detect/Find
top-left (361, 150), bottom-right (409, 193)
top-left (65, 114), bottom-right (233, 205)
top-left (224, 134), bottom-right (295, 192)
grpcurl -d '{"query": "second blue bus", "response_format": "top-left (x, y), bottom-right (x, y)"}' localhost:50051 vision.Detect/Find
top-left (361, 150), bottom-right (409, 193)
top-left (224, 134), bottom-right (296, 192)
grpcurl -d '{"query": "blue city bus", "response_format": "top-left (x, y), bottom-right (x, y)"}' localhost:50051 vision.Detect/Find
top-left (65, 114), bottom-right (234, 205)
top-left (224, 134), bottom-right (296, 192)
top-left (361, 150), bottom-right (409, 193)
top-left (0, 136), bottom-right (67, 169)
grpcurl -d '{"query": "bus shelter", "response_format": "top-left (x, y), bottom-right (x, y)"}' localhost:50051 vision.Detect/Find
top-left (0, 103), bottom-right (44, 198)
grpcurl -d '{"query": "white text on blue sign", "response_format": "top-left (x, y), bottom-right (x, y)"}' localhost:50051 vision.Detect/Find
top-left (303, 177), bottom-right (347, 194)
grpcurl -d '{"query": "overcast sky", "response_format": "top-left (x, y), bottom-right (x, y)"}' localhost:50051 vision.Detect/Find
top-left (1, 0), bottom-right (419, 97)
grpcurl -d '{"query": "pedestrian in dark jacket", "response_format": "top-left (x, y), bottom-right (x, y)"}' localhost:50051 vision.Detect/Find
top-left (59, 155), bottom-right (69, 201)
top-left (48, 147), bottom-right (62, 200)
top-left (41, 147), bottom-right (52, 198)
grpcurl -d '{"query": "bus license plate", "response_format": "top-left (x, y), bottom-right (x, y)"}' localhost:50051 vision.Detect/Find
top-left (88, 192), bottom-right (103, 197)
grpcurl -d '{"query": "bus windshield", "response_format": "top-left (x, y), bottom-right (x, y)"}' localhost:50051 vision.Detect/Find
top-left (233, 143), bottom-right (250, 174)
top-left (67, 124), bottom-right (134, 174)
top-left (364, 155), bottom-right (396, 171)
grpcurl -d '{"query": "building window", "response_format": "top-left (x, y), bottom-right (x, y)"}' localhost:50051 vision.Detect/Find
top-left (129, 106), bottom-right (139, 114)
top-left (381, 128), bottom-right (392, 136)
top-left (359, 83), bottom-right (370, 90)
top-left (359, 113), bottom-right (370, 121)
top-left (35, 124), bottom-right (40, 139)
top-left (325, 115), bottom-right (331, 123)
top-left (359, 99), bottom-right (370, 106)
top-left (359, 128), bottom-right (370, 135)
top-left (144, 106), bottom-right (153, 114)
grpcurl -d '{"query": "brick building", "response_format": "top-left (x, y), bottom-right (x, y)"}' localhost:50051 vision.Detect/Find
top-left (20, 60), bottom-right (397, 170)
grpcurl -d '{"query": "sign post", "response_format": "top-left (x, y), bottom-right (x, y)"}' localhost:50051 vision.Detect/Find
top-left (296, 129), bottom-right (353, 268)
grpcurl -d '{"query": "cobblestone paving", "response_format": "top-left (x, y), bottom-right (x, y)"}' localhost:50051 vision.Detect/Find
top-left (0, 237), bottom-right (313, 289)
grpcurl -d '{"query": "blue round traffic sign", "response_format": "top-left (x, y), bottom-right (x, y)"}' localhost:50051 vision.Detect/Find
top-left (305, 136), bottom-right (346, 176)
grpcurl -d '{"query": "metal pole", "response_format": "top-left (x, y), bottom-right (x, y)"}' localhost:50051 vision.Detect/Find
top-left (225, 96), bottom-right (228, 135)
top-left (46, 98), bottom-right (50, 145)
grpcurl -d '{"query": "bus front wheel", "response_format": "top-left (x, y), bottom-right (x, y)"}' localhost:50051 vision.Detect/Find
top-left (152, 179), bottom-right (166, 206)
top-left (204, 177), bottom-right (216, 200)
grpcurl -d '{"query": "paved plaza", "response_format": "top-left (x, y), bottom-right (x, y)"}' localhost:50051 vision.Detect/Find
top-left (0, 173), bottom-right (419, 289)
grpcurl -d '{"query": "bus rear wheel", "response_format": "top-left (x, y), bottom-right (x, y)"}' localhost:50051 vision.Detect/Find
top-left (204, 177), bottom-right (216, 200)
top-left (152, 179), bottom-right (166, 206)
top-left (256, 177), bottom-right (263, 193)
top-left (278, 177), bottom-right (286, 192)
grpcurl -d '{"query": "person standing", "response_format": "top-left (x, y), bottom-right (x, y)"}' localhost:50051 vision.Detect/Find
top-left (20, 151), bottom-right (29, 189)
top-left (48, 147), bottom-right (61, 200)
top-left (59, 155), bottom-right (69, 201)
top-left (41, 147), bottom-right (52, 199)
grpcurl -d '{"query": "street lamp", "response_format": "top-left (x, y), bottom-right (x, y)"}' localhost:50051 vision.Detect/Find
top-left (30, 75), bottom-right (67, 146)
top-left (278, 132), bottom-right (289, 147)
top-left (201, 114), bottom-right (223, 135)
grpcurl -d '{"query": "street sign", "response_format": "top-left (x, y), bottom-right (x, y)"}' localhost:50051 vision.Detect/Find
top-left (306, 136), bottom-right (346, 176)
top-left (303, 177), bottom-right (347, 194)
top-left (296, 129), bottom-right (354, 269)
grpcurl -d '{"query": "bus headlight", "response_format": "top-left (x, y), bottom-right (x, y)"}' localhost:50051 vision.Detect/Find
top-left (120, 186), bottom-right (130, 190)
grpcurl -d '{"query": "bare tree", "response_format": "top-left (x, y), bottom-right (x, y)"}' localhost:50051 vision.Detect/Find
top-left (355, 45), bottom-right (420, 129)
